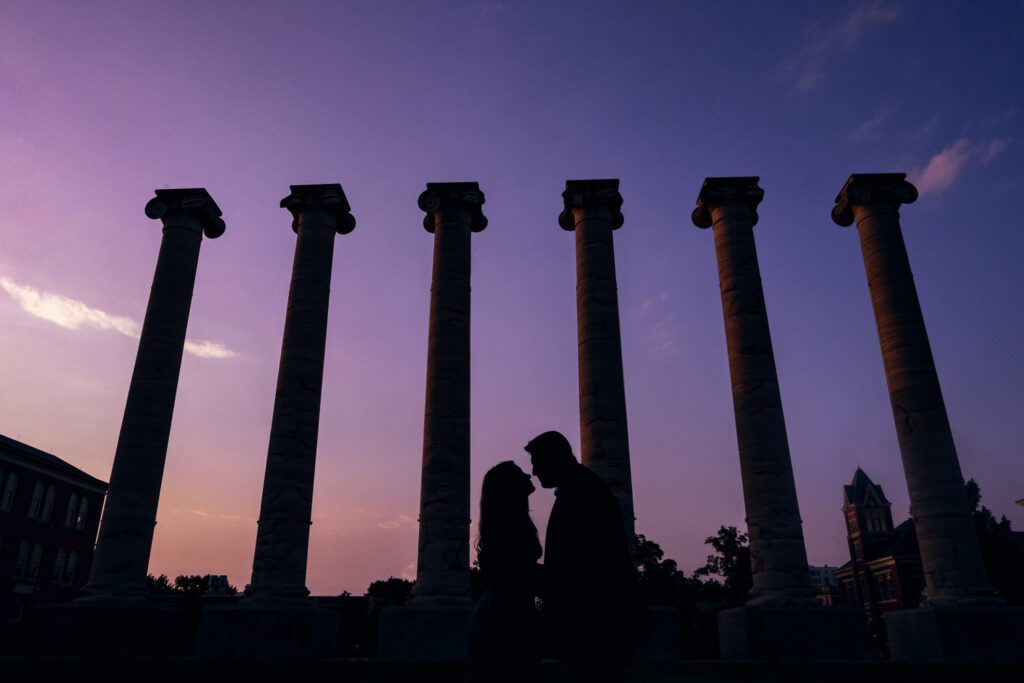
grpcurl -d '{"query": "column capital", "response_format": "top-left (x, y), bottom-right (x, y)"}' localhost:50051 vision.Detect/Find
top-left (831, 173), bottom-right (918, 227)
top-left (559, 178), bottom-right (623, 231)
top-left (280, 184), bottom-right (356, 234)
top-left (144, 188), bottom-right (225, 238)
top-left (418, 182), bottom-right (487, 233)
top-left (691, 176), bottom-right (764, 229)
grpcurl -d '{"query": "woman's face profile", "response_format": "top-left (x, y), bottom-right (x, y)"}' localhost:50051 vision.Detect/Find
top-left (489, 461), bottom-right (535, 498)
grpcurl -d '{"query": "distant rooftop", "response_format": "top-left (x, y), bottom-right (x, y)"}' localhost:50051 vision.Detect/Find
top-left (0, 433), bottom-right (107, 492)
top-left (843, 467), bottom-right (891, 507)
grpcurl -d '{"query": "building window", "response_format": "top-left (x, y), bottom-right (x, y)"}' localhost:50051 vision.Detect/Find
top-left (866, 510), bottom-right (887, 533)
top-left (64, 493), bottom-right (80, 528)
top-left (52, 548), bottom-right (67, 583)
top-left (877, 571), bottom-right (895, 601)
top-left (15, 540), bottom-right (31, 577)
top-left (6, 600), bottom-right (25, 624)
top-left (27, 481), bottom-right (45, 519)
top-left (64, 550), bottom-right (78, 585)
top-left (844, 581), bottom-right (858, 606)
top-left (0, 471), bottom-right (15, 512)
top-left (41, 485), bottom-right (57, 522)
top-left (75, 497), bottom-right (89, 531)
top-left (27, 542), bottom-right (43, 579)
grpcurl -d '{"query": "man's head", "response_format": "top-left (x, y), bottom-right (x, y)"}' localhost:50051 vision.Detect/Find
top-left (525, 431), bottom-right (578, 488)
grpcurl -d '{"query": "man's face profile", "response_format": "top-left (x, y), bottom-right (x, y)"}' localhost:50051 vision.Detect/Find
top-left (530, 451), bottom-right (557, 489)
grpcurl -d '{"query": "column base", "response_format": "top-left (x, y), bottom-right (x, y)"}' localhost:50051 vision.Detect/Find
top-left (20, 598), bottom-right (190, 657)
top-left (629, 605), bottom-right (680, 662)
top-left (377, 603), bottom-right (471, 661)
top-left (885, 605), bottom-right (1024, 661)
top-left (718, 604), bottom-right (871, 661)
top-left (196, 597), bottom-right (339, 659)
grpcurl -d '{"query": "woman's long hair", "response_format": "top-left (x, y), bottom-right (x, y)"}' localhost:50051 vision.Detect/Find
top-left (476, 461), bottom-right (541, 574)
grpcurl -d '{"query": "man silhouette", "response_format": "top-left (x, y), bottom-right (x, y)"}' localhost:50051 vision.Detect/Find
top-left (526, 431), bottom-right (639, 681)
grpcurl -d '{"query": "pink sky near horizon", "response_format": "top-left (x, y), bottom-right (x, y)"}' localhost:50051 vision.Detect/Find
top-left (1, 1), bottom-right (1022, 595)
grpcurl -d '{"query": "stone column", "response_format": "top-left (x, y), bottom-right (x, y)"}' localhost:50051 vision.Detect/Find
top-left (411, 182), bottom-right (485, 605)
top-left (832, 174), bottom-right (1024, 662)
top-left (692, 177), bottom-right (815, 607)
top-left (84, 188), bottom-right (224, 602)
top-left (248, 184), bottom-right (355, 600)
top-left (832, 174), bottom-right (996, 605)
top-left (559, 178), bottom-right (637, 556)
top-left (689, 178), bottom-right (869, 662)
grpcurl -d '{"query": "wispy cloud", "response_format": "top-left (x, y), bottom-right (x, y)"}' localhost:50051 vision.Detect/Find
top-left (848, 106), bottom-right (894, 143)
top-left (909, 138), bottom-right (1011, 196)
top-left (635, 291), bottom-right (681, 356)
top-left (649, 316), bottom-right (681, 356)
top-left (0, 275), bottom-right (235, 359)
top-left (183, 339), bottom-right (235, 360)
top-left (376, 514), bottom-right (416, 531)
top-left (173, 508), bottom-right (249, 522)
top-left (786, 2), bottom-right (901, 91)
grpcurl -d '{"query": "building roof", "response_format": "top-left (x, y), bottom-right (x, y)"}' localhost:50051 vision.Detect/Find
top-left (844, 467), bottom-right (891, 507)
top-left (1010, 531), bottom-right (1024, 555)
top-left (877, 519), bottom-right (919, 559)
top-left (0, 433), bottom-right (107, 492)
top-left (835, 520), bottom-right (920, 575)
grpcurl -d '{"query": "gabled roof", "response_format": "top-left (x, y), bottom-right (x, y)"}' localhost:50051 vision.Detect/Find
top-left (844, 467), bottom-right (891, 507)
top-left (0, 433), bottom-right (107, 492)
top-left (877, 519), bottom-right (918, 559)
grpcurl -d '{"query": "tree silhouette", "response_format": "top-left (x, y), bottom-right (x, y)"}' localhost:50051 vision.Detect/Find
top-left (636, 534), bottom-right (687, 605)
top-left (146, 573), bottom-right (177, 595)
top-left (693, 525), bottom-right (752, 606)
top-left (366, 576), bottom-right (415, 606)
top-left (966, 479), bottom-right (1024, 605)
top-left (145, 573), bottom-right (238, 596)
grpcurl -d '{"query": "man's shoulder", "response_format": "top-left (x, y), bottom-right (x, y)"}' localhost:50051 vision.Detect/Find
top-left (562, 464), bottom-right (616, 506)
top-left (576, 463), bottom-right (613, 492)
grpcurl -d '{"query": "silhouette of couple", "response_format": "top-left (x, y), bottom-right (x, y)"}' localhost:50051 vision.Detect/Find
top-left (466, 431), bottom-right (641, 683)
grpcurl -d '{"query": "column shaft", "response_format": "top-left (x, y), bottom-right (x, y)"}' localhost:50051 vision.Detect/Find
top-left (85, 189), bottom-right (223, 600)
top-left (562, 180), bottom-right (637, 556)
top-left (249, 200), bottom-right (348, 597)
top-left (413, 183), bottom-right (485, 604)
top-left (836, 176), bottom-right (996, 605)
top-left (694, 178), bottom-right (814, 606)
top-left (712, 212), bottom-right (813, 604)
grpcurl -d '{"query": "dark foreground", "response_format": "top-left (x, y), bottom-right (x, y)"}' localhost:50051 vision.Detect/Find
top-left (1, 659), bottom-right (1017, 682)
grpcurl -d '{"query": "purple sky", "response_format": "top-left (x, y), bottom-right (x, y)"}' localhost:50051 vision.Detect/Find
top-left (1, 1), bottom-right (1022, 595)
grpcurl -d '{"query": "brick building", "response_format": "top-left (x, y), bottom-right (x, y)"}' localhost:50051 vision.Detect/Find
top-left (834, 468), bottom-right (924, 643)
top-left (0, 434), bottom-right (106, 633)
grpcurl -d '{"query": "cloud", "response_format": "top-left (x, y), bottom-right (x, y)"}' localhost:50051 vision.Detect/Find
top-left (0, 275), bottom-right (235, 359)
top-left (786, 2), bottom-right (901, 91)
top-left (977, 139), bottom-right (1010, 163)
top-left (909, 138), bottom-right (1011, 196)
top-left (636, 298), bottom-right (655, 319)
top-left (183, 339), bottom-right (235, 360)
top-left (401, 560), bottom-right (417, 582)
top-left (848, 107), bottom-right (894, 143)
top-left (635, 291), bottom-right (680, 356)
top-left (649, 315), bottom-right (681, 356)
top-left (0, 275), bottom-right (140, 336)
top-left (376, 514), bottom-right (416, 531)
top-left (174, 508), bottom-right (250, 522)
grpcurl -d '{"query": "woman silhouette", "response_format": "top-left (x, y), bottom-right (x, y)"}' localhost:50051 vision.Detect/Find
top-left (466, 461), bottom-right (543, 683)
